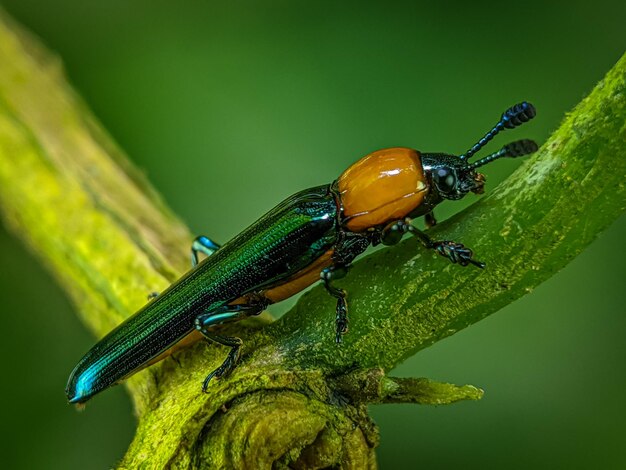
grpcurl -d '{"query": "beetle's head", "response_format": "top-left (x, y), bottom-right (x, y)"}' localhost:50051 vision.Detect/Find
top-left (423, 102), bottom-right (539, 202)
top-left (421, 153), bottom-right (486, 201)
top-left (421, 138), bottom-right (537, 202)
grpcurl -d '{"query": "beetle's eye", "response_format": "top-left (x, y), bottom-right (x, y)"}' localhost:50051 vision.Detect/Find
top-left (433, 168), bottom-right (457, 193)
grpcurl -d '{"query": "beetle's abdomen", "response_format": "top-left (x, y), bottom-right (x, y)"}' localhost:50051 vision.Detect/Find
top-left (337, 147), bottom-right (429, 231)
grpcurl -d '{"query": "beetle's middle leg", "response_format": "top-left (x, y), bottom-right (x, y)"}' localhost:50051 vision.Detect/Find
top-left (195, 299), bottom-right (267, 392)
top-left (381, 218), bottom-right (485, 268)
top-left (321, 234), bottom-right (370, 344)
top-left (148, 235), bottom-right (222, 300)
top-left (321, 266), bottom-right (349, 343)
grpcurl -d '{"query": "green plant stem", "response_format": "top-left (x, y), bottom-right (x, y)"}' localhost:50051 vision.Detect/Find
top-left (0, 10), bottom-right (625, 469)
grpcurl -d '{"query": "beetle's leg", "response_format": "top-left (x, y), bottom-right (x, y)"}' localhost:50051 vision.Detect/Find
top-left (379, 220), bottom-right (406, 246)
top-left (199, 333), bottom-right (241, 391)
top-left (195, 301), bottom-right (266, 392)
top-left (191, 235), bottom-right (222, 267)
top-left (321, 266), bottom-right (349, 343)
top-left (424, 212), bottom-right (437, 229)
top-left (429, 240), bottom-right (485, 268)
top-left (148, 235), bottom-right (221, 299)
top-left (408, 223), bottom-right (485, 269)
top-left (382, 218), bottom-right (485, 268)
top-left (321, 234), bottom-right (369, 343)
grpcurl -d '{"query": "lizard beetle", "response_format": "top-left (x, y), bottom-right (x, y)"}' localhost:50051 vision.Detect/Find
top-left (66, 102), bottom-right (537, 404)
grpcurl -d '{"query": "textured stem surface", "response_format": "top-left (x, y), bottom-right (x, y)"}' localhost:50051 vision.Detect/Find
top-left (0, 11), bottom-right (625, 469)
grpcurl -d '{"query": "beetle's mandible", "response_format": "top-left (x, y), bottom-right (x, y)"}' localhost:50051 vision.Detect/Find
top-left (66, 102), bottom-right (538, 404)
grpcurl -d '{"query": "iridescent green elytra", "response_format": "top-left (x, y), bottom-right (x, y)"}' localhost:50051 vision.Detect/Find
top-left (66, 185), bottom-right (339, 403)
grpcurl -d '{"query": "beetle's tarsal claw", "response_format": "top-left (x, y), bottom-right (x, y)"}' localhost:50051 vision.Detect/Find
top-left (202, 364), bottom-right (228, 392)
top-left (434, 241), bottom-right (483, 269)
top-left (202, 372), bottom-right (218, 393)
top-left (201, 341), bottom-right (241, 392)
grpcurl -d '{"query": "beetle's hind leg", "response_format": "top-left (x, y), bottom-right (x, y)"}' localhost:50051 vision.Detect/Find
top-left (195, 300), bottom-right (266, 392)
top-left (146, 235), bottom-right (222, 300)
top-left (199, 334), bottom-right (242, 391)
top-left (191, 235), bottom-right (222, 267)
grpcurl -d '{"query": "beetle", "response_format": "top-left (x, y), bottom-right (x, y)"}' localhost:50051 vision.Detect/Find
top-left (66, 102), bottom-right (538, 404)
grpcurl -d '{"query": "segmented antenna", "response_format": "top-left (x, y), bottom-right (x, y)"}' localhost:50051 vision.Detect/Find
top-left (465, 139), bottom-right (538, 170)
top-left (459, 102), bottom-right (537, 161)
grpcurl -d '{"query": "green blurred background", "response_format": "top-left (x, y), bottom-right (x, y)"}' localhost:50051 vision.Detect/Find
top-left (0, 1), bottom-right (625, 468)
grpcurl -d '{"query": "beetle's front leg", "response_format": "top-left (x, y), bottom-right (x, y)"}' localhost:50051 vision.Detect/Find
top-left (195, 299), bottom-right (267, 392)
top-left (382, 218), bottom-right (485, 268)
top-left (321, 266), bottom-right (349, 343)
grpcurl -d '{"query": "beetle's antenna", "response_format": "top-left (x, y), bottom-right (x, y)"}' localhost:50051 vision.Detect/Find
top-left (459, 102), bottom-right (537, 161)
top-left (465, 139), bottom-right (538, 169)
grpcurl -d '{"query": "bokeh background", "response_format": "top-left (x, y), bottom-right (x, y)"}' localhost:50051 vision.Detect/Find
top-left (0, 1), bottom-right (625, 468)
